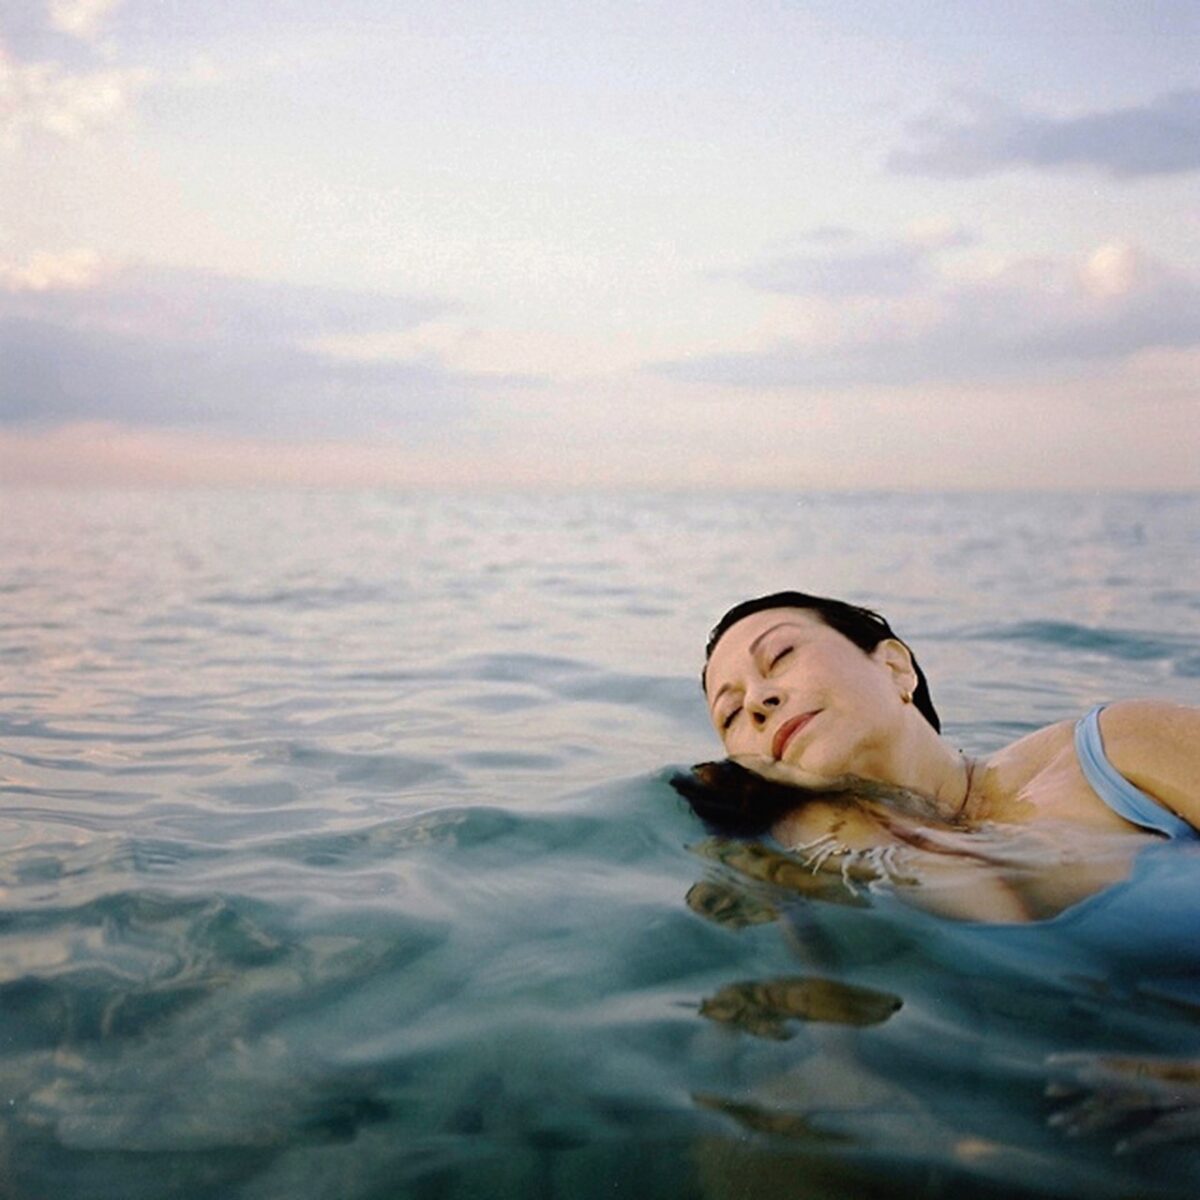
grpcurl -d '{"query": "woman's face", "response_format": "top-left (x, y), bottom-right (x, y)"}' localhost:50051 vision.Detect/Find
top-left (704, 607), bottom-right (915, 784)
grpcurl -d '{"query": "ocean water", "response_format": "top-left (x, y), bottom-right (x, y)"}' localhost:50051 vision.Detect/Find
top-left (2, 487), bottom-right (1199, 1200)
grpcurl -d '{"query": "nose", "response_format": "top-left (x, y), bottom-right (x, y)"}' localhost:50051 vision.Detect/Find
top-left (745, 685), bottom-right (783, 727)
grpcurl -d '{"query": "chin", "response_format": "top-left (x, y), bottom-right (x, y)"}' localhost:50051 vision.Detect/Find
top-left (778, 753), bottom-right (843, 789)
top-left (784, 738), bottom-right (855, 783)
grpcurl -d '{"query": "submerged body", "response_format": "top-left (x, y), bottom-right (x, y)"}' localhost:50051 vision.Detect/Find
top-left (698, 597), bottom-right (1200, 923)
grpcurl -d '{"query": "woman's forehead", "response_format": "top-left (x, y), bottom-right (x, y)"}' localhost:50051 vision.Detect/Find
top-left (706, 608), bottom-right (825, 687)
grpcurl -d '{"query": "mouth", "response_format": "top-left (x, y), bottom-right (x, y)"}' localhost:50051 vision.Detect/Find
top-left (772, 710), bottom-right (821, 760)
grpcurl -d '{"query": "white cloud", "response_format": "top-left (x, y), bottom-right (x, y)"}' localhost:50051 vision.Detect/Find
top-left (1080, 242), bottom-right (1141, 300)
top-left (726, 243), bottom-right (929, 299)
top-left (0, 247), bottom-right (101, 291)
top-left (654, 240), bottom-right (1200, 389)
top-left (6, 263), bottom-right (445, 344)
top-left (717, 227), bottom-right (978, 301)
top-left (0, 263), bottom-right (530, 435)
top-left (311, 319), bottom-right (726, 381)
top-left (47, 0), bottom-right (123, 43)
top-left (890, 89), bottom-right (1200, 180)
top-left (904, 219), bottom-right (977, 252)
top-left (0, 49), bottom-right (150, 146)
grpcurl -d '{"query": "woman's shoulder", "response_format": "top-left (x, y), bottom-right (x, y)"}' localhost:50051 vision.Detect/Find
top-left (986, 700), bottom-right (1200, 827)
top-left (990, 701), bottom-right (1200, 768)
top-left (1086, 700), bottom-right (1200, 817)
top-left (986, 714), bottom-right (1076, 776)
top-left (1091, 698), bottom-right (1200, 738)
top-left (976, 717), bottom-right (1076, 815)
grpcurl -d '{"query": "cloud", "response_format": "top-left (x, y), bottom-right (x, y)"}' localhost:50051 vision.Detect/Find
top-left (0, 262), bottom-right (533, 435)
top-left (889, 90), bottom-right (1200, 179)
top-left (0, 246), bottom-right (101, 290)
top-left (3, 262), bottom-right (445, 342)
top-left (904, 219), bottom-right (977, 252)
top-left (718, 226), bottom-right (979, 300)
top-left (47, 0), bottom-right (123, 42)
top-left (654, 240), bottom-right (1200, 389)
top-left (721, 242), bottom-right (929, 298)
top-left (0, 317), bottom-right (470, 434)
top-left (0, 48), bottom-right (149, 146)
top-left (796, 226), bottom-right (856, 245)
top-left (1079, 243), bottom-right (1139, 300)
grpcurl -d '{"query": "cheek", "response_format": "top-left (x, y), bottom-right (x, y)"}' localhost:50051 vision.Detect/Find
top-left (719, 722), bottom-right (753, 755)
top-left (815, 649), bottom-right (887, 702)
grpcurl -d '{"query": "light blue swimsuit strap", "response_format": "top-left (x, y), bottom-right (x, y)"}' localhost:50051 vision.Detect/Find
top-left (1074, 704), bottom-right (1197, 840)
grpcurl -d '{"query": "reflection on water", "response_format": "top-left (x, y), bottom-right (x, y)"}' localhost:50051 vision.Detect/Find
top-left (694, 1090), bottom-right (856, 1145)
top-left (699, 976), bottom-right (902, 1038)
top-left (2, 488), bottom-right (1200, 1198)
top-left (1046, 1053), bottom-right (1200, 1152)
top-left (690, 836), bottom-right (868, 906)
top-left (686, 877), bottom-right (780, 928)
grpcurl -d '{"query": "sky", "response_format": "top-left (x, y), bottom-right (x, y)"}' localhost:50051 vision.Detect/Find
top-left (1, 0), bottom-right (1198, 489)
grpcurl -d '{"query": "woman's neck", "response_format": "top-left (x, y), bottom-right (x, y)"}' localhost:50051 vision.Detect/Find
top-left (858, 720), bottom-right (975, 825)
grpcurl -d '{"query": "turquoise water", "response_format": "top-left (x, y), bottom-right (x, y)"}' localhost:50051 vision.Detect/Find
top-left (2, 488), bottom-right (1199, 1199)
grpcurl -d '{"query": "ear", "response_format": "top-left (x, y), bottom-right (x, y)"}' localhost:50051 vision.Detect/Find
top-left (871, 638), bottom-right (918, 698)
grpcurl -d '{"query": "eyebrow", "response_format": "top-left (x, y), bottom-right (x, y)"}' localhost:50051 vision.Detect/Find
top-left (708, 622), bottom-right (804, 713)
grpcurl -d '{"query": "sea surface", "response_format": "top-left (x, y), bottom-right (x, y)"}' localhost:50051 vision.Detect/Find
top-left (2, 487), bottom-right (1199, 1199)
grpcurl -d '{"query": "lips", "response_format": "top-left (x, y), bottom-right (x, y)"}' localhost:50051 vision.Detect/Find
top-left (772, 711), bottom-right (820, 760)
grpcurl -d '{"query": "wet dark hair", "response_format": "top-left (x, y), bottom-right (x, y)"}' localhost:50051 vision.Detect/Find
top-left (702, 590), bottom-right (940, 733)
top-left (670, 759), bottom-right (819, 837)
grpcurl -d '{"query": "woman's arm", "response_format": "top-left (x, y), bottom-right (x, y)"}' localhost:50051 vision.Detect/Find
top-left (1096, 700), bottom-right (1200, 829)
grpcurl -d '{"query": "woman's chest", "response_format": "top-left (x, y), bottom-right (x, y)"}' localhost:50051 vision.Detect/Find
top-left (986, 733), bottom-right (1150, 836)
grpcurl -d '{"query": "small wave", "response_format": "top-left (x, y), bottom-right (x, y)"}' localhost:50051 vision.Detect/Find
top-left (464, 652), bottom-right (591, 684)
top-left (258, 742), bottom-right (459, 790)
top-left (251, 806), bottom-right (521, 868)
top-left (455, 750), bottom-right (566, 770)
top-left (966, 620), bottom-right (1189, 662)
top-left (200, 582), bottom-right (390, 611)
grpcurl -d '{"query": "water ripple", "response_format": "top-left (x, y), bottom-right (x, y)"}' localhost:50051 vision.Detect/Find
top-left (2, 489), bottom-right (1200, 1199)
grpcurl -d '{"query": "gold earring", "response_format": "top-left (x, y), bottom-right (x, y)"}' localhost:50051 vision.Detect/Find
top-left (901, 690), bottom-right (913, 704)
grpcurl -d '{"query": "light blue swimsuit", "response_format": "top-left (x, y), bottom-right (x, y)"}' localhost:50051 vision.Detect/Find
top-left (1073, 704), bottom-right (1197, 840)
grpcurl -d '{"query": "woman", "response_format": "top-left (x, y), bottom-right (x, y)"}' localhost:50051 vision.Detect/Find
top-left (683, 590), bottom-right (1200, 922)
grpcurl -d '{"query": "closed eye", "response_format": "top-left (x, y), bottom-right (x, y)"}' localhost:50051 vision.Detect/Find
top-left (721, 706), bottom-right (742, 731)
top-left (768, 647), bottom-right (792, 670)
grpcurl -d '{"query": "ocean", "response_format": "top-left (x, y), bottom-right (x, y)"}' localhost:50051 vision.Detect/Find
top-left (2, 487), bottom-right (1199, 1199)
